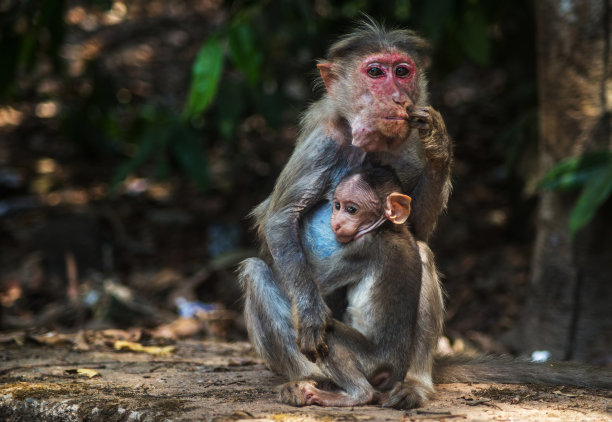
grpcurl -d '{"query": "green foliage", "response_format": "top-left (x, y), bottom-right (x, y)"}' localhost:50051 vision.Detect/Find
top-left (182, 36), bottom-right (225, 122)
top-left (540, 151), bottom-right (612, 238)
top-left (112, 106), bottom-right (209, 194)
top-left (182, 10), bottom-right (265, 126)
top-left (228, 22), bottom-right (263, 87)
top-left (1, 0), bottom-right (537, 197)
top-left (181, 0), bottom-right (506, 137)
top-left (0, 0), bottom-right (67, 97)
top-left (458, 5), bottom-right (490, 65)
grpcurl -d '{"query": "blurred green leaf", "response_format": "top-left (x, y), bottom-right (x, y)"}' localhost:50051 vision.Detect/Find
top-left (171, 127), bottom-right (209, 191)
top-left (111, 125), bottom-right (167, 193)
top-left (182, 36), bottom-right (224, 121)
top-left (417, 0), bottom-right (454, 44)
top-left (228, 23), bottom-right (263, 87)
top-left (41, 0), bottom-right (67, 69)
top-left (0, 33), bottom-right (20, 96)
top-left (216, 79), bottom-right (247, 140)
top-left (395, 0), bottom-right (411, 21)
top-left (540, 151), bottom-right (612, 191)
top-left (540, 151), bottom-right (612, 237)
top-left (569, 162), bottom-right (612, 238)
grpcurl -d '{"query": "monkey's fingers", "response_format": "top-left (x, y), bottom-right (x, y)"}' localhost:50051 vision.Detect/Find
top-left (316, 341), bottom-right (329, 359)
top-left (302, 341), bottom-right (329, 362)
top-left (297, 328), bottom-right (329, 362)
top-left (408, 109), bottom-right (432, 138)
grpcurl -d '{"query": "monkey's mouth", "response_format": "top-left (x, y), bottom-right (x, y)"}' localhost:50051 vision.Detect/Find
top-left (335, 234), bottom-right (354, 244)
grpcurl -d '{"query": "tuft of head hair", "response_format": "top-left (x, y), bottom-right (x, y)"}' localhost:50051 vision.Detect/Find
top-left (341, 165), bottom-right (404, 201)
top-left (324, 17), bottom-right (430, 67)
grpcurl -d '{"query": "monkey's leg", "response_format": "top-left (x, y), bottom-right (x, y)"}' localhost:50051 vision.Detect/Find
top-left (379, 241), bottom-right (443, 409)
top-left (239, 258), bottom-right (377, 407)
top-left (280, 324), bottom-right (379, 407)
top-left (238, 258), bottom-right (322, 380)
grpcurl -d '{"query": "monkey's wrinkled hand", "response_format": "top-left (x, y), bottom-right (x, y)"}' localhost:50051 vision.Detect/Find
top-left (407, 106), bottom-right (432, 139)
top-left (408, 106), bottom-right (451, 168)
top-left (295, 303), bottom-right (332, 362)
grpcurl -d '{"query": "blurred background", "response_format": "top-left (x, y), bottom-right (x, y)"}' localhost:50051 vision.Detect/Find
top-left (0, 0), bottom-right (610, 364)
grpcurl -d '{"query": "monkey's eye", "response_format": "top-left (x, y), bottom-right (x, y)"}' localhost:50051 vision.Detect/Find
top-left (367, 66), bottom-right (384, 78)
top-left (346, 205), bottom-right (358, 215)
top-left (334, 201), bottom-right (341, 210)
top-left (395, 66), bottom-right (411, 78)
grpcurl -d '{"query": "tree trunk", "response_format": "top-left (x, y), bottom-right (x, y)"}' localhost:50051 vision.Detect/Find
top-left (521, 0), bottom-right (612, 362)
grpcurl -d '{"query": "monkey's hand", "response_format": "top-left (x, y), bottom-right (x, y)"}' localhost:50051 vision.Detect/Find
top-left (408, 106), bottom-right (452, 169)
top-left (294, 301), bottom-right (332, 362)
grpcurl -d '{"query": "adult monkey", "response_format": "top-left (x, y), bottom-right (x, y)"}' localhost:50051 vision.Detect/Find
top-left (239, 20), bottom-right (450, 408)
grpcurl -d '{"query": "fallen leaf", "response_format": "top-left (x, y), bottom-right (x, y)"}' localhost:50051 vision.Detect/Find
top-left (553, 390), bottom-right (578, 398)
top-left (65, 368), bottom-right (101, 378)
top-left (113, 340), bottom-right (175, 356)
top-left (30, 332), bottom-right (74, 346)
top-left (73, 330), bottom-right (90, 351)
top-left (101, 328), bottom-right (142, 342)
top-left (151, 317), bottom-right (201, 340)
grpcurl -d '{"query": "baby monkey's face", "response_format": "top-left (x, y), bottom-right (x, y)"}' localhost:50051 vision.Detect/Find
top-left (331, 175), bottom-right (380, 243)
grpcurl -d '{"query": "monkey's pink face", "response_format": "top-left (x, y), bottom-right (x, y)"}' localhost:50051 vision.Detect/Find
top-left (350, 52), bottom-right (419, 152)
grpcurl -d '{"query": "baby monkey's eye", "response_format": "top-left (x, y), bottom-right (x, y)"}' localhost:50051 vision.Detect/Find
top-left (334, 201), bottom-right (341, 210)
top-left (346, 205), bottom-right (358, 215)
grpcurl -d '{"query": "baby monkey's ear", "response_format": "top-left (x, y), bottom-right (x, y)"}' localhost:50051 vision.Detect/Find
top-left (385, 193), bottom-right (412, 224)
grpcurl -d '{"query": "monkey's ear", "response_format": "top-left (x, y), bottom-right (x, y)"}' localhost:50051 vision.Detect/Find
top-left (317, 63), bottom-right (336, 93)
top-left (385, 193), bottom-right (412, 224)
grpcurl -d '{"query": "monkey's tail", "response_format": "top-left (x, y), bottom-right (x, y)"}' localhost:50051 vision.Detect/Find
top-left (432, 354), bottom-right (612, 390)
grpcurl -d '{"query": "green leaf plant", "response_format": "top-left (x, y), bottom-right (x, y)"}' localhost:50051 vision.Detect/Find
top-left (540, 151), bottom-right (612, 238)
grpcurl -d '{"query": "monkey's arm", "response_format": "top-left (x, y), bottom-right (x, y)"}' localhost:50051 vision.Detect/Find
top-left (408, 106), bottom-right (453, 241)
top-left (258, 135), bottom-right (348, 361)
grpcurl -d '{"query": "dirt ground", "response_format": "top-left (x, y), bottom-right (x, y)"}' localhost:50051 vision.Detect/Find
top-left (1, 339), bottom-right (610, 422)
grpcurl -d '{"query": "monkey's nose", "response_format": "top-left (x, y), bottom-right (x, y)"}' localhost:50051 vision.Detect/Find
top-left (392, 91), bottom-right (412, 109)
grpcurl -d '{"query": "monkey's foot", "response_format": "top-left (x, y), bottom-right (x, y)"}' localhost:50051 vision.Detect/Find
top-left (279, 380), bottom-right (321, 406)
top-left (279, 380), bottom-right (374, 407)
top-left (378, 379), bottom-right (432, 409)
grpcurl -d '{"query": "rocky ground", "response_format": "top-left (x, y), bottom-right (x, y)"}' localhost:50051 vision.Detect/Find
top-left (1, 339), bottom-right (610, 421)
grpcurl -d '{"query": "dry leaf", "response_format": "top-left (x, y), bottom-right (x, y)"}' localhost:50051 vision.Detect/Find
top-left (151, 317), bottom-right (201, 340)
top-left (30, 332), bottom-right (74, 346)
top-left (113, 340), bottom-right (175, 356)
top-left (65, 368), bottom-right (100, 378)
top-left (553, 390), bottom-right (578, 398)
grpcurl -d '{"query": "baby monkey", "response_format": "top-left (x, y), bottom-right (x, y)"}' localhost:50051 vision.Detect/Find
top-left (245, 164), bottom-right (439, 408)
top-left (331, 167), bottom-right (412, 244)
top-left (276, 166), bottom-right (433, 408)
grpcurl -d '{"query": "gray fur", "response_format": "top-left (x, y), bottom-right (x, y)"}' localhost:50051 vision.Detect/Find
top-left (239, 21), bottom-right (452, 409)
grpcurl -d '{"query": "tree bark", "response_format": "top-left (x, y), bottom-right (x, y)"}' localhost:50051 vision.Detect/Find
top-left (521, 0), bottom-right (612, 362)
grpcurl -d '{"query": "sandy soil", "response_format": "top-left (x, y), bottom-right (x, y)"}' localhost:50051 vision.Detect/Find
top-left (1, 340), bottom-right (610, 421)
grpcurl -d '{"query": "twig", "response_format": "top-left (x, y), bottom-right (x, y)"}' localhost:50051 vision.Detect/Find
top-left (416, 410), bottom-right (452, 415)
top-left (404, 413), bottom-right (466, 420)
top-left (464, 399), bottom-right (502, 410)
